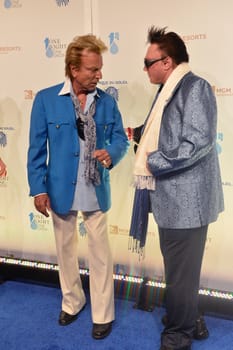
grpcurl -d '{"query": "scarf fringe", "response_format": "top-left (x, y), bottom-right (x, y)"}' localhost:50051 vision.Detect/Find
top-left (128, 236), bottom-right (145, 260)
top-left (134, 175), bottom-right (155, 190)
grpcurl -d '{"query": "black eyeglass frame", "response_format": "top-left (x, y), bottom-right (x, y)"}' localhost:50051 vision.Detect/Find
top-left (144, 56), bottom-right (167, 69)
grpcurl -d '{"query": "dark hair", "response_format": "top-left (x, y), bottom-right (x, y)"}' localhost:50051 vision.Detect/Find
top-left (147, 26), bottom-right (189, 64)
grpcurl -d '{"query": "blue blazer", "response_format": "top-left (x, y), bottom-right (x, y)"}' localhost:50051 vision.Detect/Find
top-left (147, 72), bottom-right (224, 228)
top-left (27, 83), bottom-right (129, 215)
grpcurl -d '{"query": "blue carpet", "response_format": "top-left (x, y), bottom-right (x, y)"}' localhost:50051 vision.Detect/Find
top-left (0, 281), bottom-right (232, 350)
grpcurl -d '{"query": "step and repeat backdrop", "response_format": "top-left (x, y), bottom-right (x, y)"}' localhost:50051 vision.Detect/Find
top-left (0, 0), bottom-right (232, 292)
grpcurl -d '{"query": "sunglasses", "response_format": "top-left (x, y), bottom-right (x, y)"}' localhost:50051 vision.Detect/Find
top-left (144, 56), bottom-right (167, 69)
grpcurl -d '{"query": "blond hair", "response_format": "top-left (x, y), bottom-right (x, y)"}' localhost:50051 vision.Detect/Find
top-left (65, 34), bottom-right (108, 78)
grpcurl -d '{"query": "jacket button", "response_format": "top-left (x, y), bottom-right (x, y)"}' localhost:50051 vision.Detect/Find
top-left (56, 124), bottom-right (60, 129)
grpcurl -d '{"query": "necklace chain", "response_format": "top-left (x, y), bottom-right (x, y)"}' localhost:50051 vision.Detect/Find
top-left (78, 96), bottom-right (86, 106)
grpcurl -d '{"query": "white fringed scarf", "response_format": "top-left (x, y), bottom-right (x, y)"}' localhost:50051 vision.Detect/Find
top-left (133, 63), bottom-right (191, 190)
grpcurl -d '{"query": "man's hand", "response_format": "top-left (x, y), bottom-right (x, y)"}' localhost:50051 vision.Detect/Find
top-left (93, 149), bottom-right (112, 168)
top-left (34, 194), bottom-right (51, 217)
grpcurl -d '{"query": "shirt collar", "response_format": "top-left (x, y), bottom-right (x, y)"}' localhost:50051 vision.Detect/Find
top-left (58, 78), bottom-right (100, 99)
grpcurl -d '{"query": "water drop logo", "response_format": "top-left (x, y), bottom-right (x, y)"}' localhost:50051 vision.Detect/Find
top-left (44, 38), bottom-right (54, 58)
top-left (0, 132), bottom-right (7, 148)
top-left (44, 37), bottom-right (66, 58)
top-left (29, 212), bottom-right (38, 230)
top-left (109, 32), bottom-right (119, 54)
top-left (4, 0), bottom-right (12, 8)
top-left (4, 0), bottom-right (21, 8)
top-left (105, 86), bottom-right (119, 101)
top-left (216, 132), bottom-right (223, 155)
top-left (29, 212), bottom-right (50, 231)
top-left (56, 0), bottom-right (69, 6)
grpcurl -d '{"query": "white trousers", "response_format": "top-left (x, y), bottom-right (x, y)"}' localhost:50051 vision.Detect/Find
top-left (52, 210), bottom-right (115, 324)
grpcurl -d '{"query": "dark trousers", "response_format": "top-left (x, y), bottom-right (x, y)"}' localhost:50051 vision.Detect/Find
top-left (158, 225), bottom-right (208, 349)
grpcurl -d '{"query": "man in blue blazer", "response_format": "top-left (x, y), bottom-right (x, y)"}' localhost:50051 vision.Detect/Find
top-left (129, 27), bottom-right (224, 350)
top-left (27, 34), bottom-right (128, 339)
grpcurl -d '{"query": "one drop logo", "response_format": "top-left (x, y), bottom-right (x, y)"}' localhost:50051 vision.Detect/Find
top-left (4, 0), bottom-right (12, 8)
top-left (216, 143), bottom-right (222, 155)
top-left (4, 0), bottom-right (21, 8)
top-left (109, 32), bottom-right (119, 54)
top-left (44, 38), bottom-right (54, 58)
top-left (29, 212), bottom-right (38, 230)
top-left (216, 132), bottom-right (223, 155)
top-left (0, 132), bottom-right (7, 148)
top-left (105, 86), bottom-right (119, 101)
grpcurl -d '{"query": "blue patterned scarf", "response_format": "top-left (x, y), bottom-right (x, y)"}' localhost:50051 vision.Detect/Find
top-left (70, 90), bottom-right (100, 185)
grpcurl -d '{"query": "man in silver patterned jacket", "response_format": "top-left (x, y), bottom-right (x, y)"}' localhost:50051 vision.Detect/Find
top-left (130, 27), bottom-right (224, 350)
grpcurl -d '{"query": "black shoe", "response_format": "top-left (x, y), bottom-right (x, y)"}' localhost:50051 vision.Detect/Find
top-left (92, 322), bottom-right (112, 339)
top-left (58, 304), bottom-right (86, 326)
top-left (161, 315), bottom-right (209, 340)
top-left (193, 316), bottom-right (209, 340)
top-left (161, 314), bottom-right (168, 327)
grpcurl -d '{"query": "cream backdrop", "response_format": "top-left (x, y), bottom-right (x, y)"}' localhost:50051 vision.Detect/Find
top-left (0, 0), bottom-right (232, 293)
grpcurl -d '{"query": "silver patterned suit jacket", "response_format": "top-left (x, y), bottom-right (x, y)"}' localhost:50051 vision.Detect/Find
top-left (147, 71), bottom-right (224, 229)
